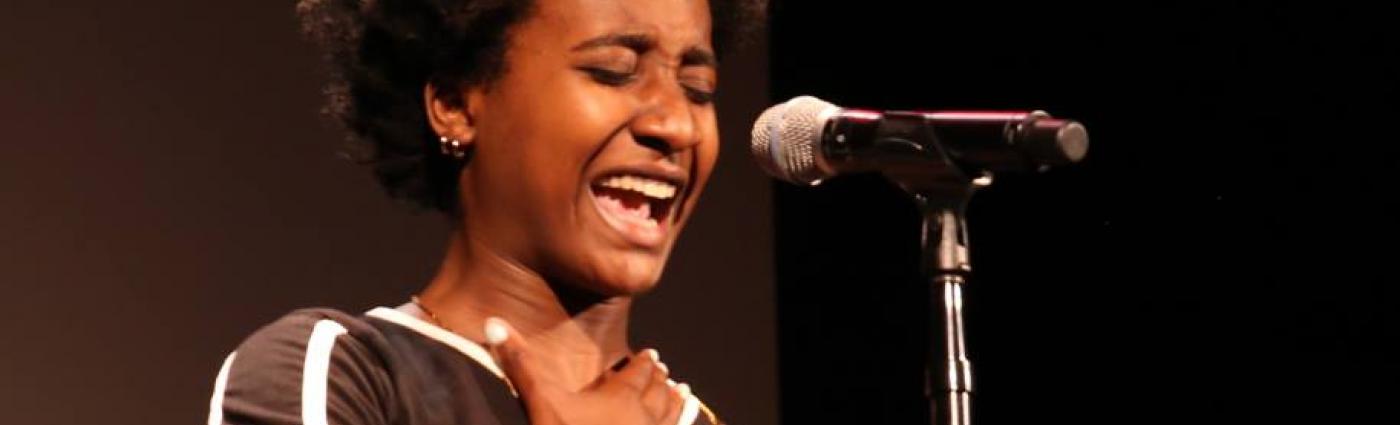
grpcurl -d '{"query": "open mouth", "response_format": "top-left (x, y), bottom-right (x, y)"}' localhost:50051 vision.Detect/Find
top-left (589, 173), bottom-right (681, 246)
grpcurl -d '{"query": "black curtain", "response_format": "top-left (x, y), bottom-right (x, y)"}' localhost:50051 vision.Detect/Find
top-left (769, 2), bottom-right (1399, 424)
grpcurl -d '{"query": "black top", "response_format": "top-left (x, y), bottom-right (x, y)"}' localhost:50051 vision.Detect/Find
top-left (207, 307), bottom-right (719, 425)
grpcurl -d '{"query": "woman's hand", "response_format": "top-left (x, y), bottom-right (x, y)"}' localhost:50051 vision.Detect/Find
top-left (484, 317), bottom-right (689, 425)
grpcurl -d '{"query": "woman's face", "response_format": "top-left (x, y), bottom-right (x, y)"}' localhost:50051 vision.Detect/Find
top-left (455, 0), bottom-right (719, 296)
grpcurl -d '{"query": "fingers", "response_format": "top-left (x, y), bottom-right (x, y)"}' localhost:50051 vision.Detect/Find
top-left (608, 348), bottom-right (660, 395)
top-left (640, 353), bottom-right (673, 419)
top-left (658, 382), bottom-right (691, 425)
top-left (609, 349), bottom-right (687, 422)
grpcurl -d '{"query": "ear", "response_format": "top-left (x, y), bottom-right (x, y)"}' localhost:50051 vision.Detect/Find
top-left (424, 83), bottom-right (483, 144)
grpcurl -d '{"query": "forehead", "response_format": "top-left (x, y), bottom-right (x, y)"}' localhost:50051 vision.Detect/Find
top-left (524, 0), bottom-right (713, 47)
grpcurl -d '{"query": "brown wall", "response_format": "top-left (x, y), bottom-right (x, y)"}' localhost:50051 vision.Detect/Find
top-left (0, 1), bottom-right (774, 424)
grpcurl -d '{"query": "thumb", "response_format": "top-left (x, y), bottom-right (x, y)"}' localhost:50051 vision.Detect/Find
top-left (483, 317), bottom-right (551, 401)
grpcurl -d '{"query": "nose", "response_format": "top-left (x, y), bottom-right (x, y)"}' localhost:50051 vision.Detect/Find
top-left (629, 75), bottom-right (700, 156)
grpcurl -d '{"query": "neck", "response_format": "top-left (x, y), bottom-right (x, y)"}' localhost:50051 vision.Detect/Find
top-left (416, 230), bottom-right (633, 390)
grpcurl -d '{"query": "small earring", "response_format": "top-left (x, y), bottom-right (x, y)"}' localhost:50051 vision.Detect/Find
top-left (438, 135), bottom-right (468, 159)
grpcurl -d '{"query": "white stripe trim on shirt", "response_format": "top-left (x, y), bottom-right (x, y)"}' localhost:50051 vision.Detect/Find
top-left (364, 307), bottom-right (507, 381)
top-left (207, 352), bottom-right (237, 425)
top-left (302, 319), bottom-right (348, 425)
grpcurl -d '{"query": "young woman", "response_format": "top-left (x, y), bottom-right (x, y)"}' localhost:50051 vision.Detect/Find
top-left (206, 0), bottom-right (764, 424)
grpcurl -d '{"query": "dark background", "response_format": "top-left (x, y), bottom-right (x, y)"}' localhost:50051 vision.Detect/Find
top-left (769, 1), bottom-right (1399, 424)
top-left (3, 1), bottom-right (1397, 424)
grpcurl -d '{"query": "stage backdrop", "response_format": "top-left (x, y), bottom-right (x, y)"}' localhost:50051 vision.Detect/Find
top-left (768, 1), bottom-right (1399, 424)
top-left (0, 1), bottom-right (775, 424)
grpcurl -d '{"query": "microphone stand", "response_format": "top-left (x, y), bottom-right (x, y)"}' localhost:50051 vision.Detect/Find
top-left (889, 169), bottom-right (984, 425)
top-left (784, 102), bottom-right (1082, 425)
top-left (820, 109), bottom-right (1076, 425)
top-left (860, 112), bottom-right (989, 425)
top-left (917, 201), bottom-right (976, 425)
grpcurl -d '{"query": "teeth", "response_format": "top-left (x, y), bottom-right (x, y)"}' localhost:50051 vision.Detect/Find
top-left (597, 175), bottom-right (677, 200)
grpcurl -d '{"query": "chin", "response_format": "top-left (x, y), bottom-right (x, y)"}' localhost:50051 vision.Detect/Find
top-left (535, 252), bottom-right (674, 306)
top-left (606, 272), bottom-right (665, 297)
top-left (587, 252), bottom-right (668, 297)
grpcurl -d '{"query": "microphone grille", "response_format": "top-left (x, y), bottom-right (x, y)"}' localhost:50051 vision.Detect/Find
top-left (750, 96), bottom-right (840, 185)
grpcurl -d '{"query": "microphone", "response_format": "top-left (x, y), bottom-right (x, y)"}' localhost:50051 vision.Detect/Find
top-left (750, 96), bottom-right (1089, 188)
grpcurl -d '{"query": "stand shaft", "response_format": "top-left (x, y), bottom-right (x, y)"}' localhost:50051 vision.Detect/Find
top-left (924, 208), bottom-right (973, 425)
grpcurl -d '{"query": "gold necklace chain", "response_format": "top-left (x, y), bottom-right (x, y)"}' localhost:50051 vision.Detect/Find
top-left (409, 295), bottom-right (454, 333)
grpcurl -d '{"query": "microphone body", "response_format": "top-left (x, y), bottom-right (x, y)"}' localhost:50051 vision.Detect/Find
top-left (751, 96), bottom-right (1088, 194)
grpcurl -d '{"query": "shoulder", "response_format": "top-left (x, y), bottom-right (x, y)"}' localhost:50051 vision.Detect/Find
top-left (209, 308), bottom-right (397, 425)
top-left (227, 308), bottom-right (393, 386)
top-left (234, 308), bottom-right (385, 355)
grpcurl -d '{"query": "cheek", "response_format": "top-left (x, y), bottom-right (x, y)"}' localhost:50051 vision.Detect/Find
top-left (509, 87), bottom-right (636, 245)
top-left (537, 81), bottom-right (636, 162)
top-left (491, 87), bottom-right (624, 181)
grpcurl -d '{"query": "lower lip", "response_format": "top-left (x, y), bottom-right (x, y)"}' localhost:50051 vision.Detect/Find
top-left (589, 189), bottom-right (668, 248)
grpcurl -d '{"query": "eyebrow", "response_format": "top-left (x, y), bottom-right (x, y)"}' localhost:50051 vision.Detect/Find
top-left (572, 33), bottom-right (656, 53)
top-left (571, 33), bottom-right (718, 68)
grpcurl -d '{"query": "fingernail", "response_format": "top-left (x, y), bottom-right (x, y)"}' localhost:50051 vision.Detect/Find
top-left (484, 317), bottom-right (509, 345)
top-left (666, 378), bottom-right (678, 387)
top-left (645, 349), bottom-right (660, 362)
top-left (676, 383), bottom-right (692, 397)
top-left (657, 362), bottom-right (669, 374)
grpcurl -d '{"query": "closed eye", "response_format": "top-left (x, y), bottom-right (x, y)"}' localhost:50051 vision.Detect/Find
top-left (582, 67), bottom-right (637, 86)
top-left (679, 69), bottom-right (716, 105)
top-left (682, 84), bottom-right (715, 104)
